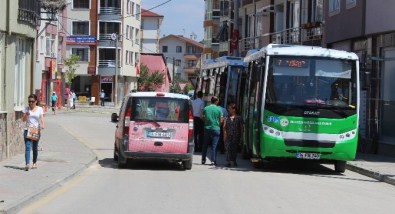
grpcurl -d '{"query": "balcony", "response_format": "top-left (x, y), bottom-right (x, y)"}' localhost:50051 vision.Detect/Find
top-left (98, 22), bottom-right (121, 46)
top-left (98, 48), bottom-right (120, 75)
top-left (99, 0), bottom-right (121, 20)
top-left (18, 0), bottom-right (40, 26)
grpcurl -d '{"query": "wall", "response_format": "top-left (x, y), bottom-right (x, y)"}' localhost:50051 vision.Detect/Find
top-left (365, 0), bottom-right (395, 35)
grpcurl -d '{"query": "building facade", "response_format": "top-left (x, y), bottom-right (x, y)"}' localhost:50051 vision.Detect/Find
top-left (159, 35), bottom-right (204, 82)
top-left (141, 9), bottom-right (163, 53)
top-left (0, 0), bottom-right (41, 160)
top-left (203, 0), bottom-right (221, 60)
top-left (66, 0), bottom-right (141, 106)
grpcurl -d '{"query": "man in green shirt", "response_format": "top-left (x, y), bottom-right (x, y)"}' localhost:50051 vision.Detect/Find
top-left (201, 96), bottom-right (223, 166)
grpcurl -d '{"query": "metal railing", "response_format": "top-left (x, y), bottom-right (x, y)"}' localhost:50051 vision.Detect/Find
top-left (100, 7), bottom-right (121, 15)
top-left (98, 60), bottom-right (120, 67)
top-left (238, 25), bottom-right (324, 53)
top-left (18, 0), bottom-right (40, 26)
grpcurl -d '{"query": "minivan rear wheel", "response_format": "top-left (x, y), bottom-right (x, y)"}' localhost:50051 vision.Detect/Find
top-left (182, 159), bottom-right (192, 170)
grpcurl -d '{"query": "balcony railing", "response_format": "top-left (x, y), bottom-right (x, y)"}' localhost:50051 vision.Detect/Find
top-left (98, 60), bottom-right (120, 67)
top-left (99, 34), bottom-right (112, 40)
top-left (100, 7), bottom-right (121, 15)
top-left (18, 0), bottom-right (40, 26)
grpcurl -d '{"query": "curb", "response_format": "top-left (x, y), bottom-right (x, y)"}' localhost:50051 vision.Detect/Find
top-left (346, 163), bottom-right (395, 186)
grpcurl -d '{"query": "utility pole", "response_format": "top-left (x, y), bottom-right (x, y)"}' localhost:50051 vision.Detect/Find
top-left (172, 57), bottom-right (175, 89)
top-left (112, 33), bottom-right (119, 107)
top-left (233, 0), bottom-right (239, 57)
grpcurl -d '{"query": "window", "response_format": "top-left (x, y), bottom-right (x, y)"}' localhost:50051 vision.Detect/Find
top-left (45, 34), bottom-right (55, 57)
top-left (131, 51), bottom-right (134, 65)
top-left (187, 60), bottom-right (196, 67)
top-left (176, 46), bottom-right (182, 53)
top-left (72, 21), bottom-right (89, 35)
top-left (328, 0), bottom-right (340, 16)
top-left (162, 46), bottom-right (168, 53)
top-left (175, 59), bottom-right (181, 66)
top-left (15, 38), bottom-right (30, 109)
top-left (131, 2), bottom-right (135, 16)
top-left (127, 0), bottom-right (130, 14)
top-left (72, 48), bottom-right (89, 62)
top-left (126, 25), bottom-right (129, 39)
top-left (135, 29), bottom-right (140, 45)
top-left (346, 0), bottom-right (356, 9)
top-left (126, 51), bottom-right (130, 64)
top-left (135, 4), bottom-right (141, 20)
top-left (130, 27), bottom-right (134, 42)
top-left (312, 0), bottom-right (323, 22)
top-left (187, 46), bottom-right (197, 54)
top-left (73, 0), bottom-right (89, 9)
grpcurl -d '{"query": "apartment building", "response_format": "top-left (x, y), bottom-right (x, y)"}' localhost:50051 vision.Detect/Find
top-left (66, 0), bottom-right (141, 105)
top-left (159, 35), bottom-right (204, 82)
top-left (0, 0), bottom-right (41, 160)
top-left (203, 0), bottom-right (221, 60)
top-left (325, 0), bottom-right (395, 156)
top-left (141, 9), bottom-right (163, 53)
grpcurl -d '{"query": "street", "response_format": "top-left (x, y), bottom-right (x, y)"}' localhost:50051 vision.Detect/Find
top-left (19, 112), bottom-right (395, 214)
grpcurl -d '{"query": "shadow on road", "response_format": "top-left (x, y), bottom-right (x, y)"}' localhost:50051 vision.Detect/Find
top-left (98, 158), bottom-right (185, 171)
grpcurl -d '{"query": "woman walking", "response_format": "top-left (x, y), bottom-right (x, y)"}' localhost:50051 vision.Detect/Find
top-left (22, 94), bottom-right (45, 171)
top-left (223, 103), bottom-right (243, 167)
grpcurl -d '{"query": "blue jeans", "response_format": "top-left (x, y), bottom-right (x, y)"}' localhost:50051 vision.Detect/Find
top-left (202, 129), bottom-right (220, 163)
top-left (24, 130), bottom-right (39, 165)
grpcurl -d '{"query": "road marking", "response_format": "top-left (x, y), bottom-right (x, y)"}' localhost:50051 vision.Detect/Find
top-left (18, 164), bottom-right (99, 214)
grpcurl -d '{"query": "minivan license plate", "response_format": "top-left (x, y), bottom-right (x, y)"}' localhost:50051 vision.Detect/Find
top-left (147, 131), bottom-right (171, 138)
top-left (296, 152), bottom-right (320, 160)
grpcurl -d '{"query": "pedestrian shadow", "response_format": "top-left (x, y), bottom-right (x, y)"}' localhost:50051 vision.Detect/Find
top-left (3, 165), bottom-right (25, 171)
top-left (98, 158), bottom-right (185, 171)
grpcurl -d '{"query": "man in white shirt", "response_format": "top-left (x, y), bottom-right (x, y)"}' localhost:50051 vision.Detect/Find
top-left (100, 90), bottom-right (105, 106)
top-left (192, 91), bottom-right (205, 152)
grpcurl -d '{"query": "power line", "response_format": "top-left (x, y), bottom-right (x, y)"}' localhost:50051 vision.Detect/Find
top-left (58, 0), bottom-right (172, 22)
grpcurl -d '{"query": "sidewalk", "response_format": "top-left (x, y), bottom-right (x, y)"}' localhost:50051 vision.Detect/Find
top-left (347, 153), bottom-right (395, 185)
top-left (0, 117), bottom-right (97, 214)
top-left (1, 112), bottom-right (395, 213)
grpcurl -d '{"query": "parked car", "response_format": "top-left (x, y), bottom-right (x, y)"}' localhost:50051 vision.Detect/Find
top-left (112, 92), bottom-right (194, 170)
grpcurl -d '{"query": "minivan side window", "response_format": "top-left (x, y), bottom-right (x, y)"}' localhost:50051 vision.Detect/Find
top-left (131, 97), bottom-right (189, 122)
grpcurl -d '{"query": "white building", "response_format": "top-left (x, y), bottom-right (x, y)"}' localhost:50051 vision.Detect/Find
top-left (141, 9), bottom-right (163, 53)
top-left (159, 35), bottom-right (203, 81)
top-left (66, 0), bottom-right (141, 105)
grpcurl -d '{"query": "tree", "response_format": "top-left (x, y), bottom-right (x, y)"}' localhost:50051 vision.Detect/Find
top-left (137, 64), bottom-right (164, 91)
top-left (64, 54), bottom-right (80, 87)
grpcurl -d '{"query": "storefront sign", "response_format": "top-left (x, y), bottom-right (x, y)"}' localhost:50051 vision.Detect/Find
top-left (101, 76), bottom-right (113, 83)
top-left (66, 36), bottom-right (97, 45)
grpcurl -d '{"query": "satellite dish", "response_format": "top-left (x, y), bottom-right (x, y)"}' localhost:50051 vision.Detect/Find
top-left (110, 33), bottom-right (117, 41)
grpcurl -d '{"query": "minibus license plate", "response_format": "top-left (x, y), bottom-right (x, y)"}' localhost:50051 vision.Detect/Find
top-left (296, 152), bottom-right (320, 160)
top-left (147, 131), bottom-right (171, 138)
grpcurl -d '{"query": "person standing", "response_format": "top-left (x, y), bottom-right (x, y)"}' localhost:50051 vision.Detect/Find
top-left (100, 90), bottom-right (105, 106)
top-left (71, 90), bottom-right (76, 109)
top-left (50, 92), bottom-right (57, 115)
top-left (22, 94), bottom-right (45, 171)
top-left (217, 101), bottom-right (229, 154)
top-left (223, 103), bottom-right (243, 167)
top-left (192, 91), bottom-right (205, 152)
top-left (68, 91), bottom-right (74, 110)
top-left (201, 96), bottom-right (223, 166)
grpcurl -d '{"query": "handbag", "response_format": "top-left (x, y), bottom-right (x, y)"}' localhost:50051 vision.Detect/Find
top-left (27, 126), bottom-right (40, 141)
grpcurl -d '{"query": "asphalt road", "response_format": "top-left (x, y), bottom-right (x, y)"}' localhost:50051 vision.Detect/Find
top-left (19, 112), bottom-right (395, 214)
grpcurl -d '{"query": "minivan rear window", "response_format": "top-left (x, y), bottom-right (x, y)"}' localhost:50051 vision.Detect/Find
top-left (130, 97), bottom-right (190, 123)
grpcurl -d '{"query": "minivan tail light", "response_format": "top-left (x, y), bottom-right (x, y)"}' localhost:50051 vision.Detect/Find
top-left (124, 107), bottom-right (132, 135)
top-left (188, 109), bottom-right (194, 142)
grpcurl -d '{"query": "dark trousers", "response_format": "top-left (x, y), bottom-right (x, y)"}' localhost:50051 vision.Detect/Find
top-left (202, 129), bottom-right (220, 163)
top-left (193, 117), bottom-right (204, 152)
top-left (100, 98), bottom-right (104, 106)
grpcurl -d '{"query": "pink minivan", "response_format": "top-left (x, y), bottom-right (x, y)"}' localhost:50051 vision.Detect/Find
top-left (113, 92), bottom-right (194, 170)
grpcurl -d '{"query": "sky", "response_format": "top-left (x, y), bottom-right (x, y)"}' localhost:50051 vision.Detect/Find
top-left (141, 0), bottom-right (205, 41)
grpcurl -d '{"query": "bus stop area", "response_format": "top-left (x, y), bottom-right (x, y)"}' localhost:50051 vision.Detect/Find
top-left (1, 107), bottom-right (395, 213)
